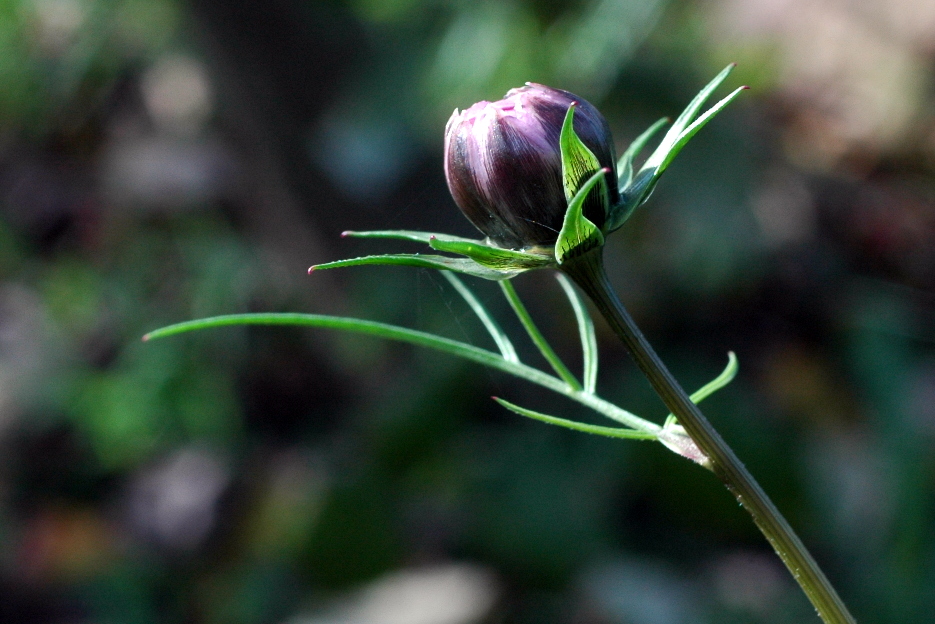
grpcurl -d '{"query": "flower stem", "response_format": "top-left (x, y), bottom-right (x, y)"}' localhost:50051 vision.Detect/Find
top-left (561, 250), bottom-right (855, 624)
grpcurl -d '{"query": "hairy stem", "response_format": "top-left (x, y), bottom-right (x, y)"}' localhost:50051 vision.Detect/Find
top-left (561, 249), bottom-right (855, 624)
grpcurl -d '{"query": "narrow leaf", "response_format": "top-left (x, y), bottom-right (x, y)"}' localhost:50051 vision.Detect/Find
top-left (643, 63), bottom-right (737, 171)
top-left (441, 271), bottom-right (519, 363)
top-left (556, 273), bottom-right (598, 394)
top-left (143, 312), bottom-right (658, 433)
top-left (429, 238), bottom-right (554, 270)
top-left (341, 230), bottom-right (480, 245)
top-left (499, 280), bottom-right (582, 391)
top-left (494, 397), bottom-right (656, 440)
top-left (559, 104), bottom-right (606, 205)
top-left (555, 169), bottom-right (606, 264)
top-left (311, 254), bottom-right (521, 280)
top-left (657, 86), bottom-right (747, 174)
top-left (616, 116), bottom-right (669, 189)
top-left (664, 352), bottom-right (739, 427)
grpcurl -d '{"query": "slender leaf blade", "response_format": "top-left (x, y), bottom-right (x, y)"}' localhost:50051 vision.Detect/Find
top-left (310, 254), bottom-right (520, 280)
top-left (657, 85), bottom-right (747, 174)
top-left (500, 280), bottom-right (582, 391)
top-left (641, 63), bottom-right (737, 172)
top-left (556, 273), bottom-right (598, 394)
top-left (143, 312), bottom-right (658, 433)
top-left (494, 397), bottom-right (656, 440)
top-left (341, 230), bottom-right (480, 245)
top-left (441, 271), bottom-right (518, 363)
top-left (616, 117), bottom-right (669, 189)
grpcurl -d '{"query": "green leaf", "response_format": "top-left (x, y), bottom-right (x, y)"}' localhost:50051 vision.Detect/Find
top-left (428, 238), bottom-right (554, 270)
top-left (493, 397), bottom-right (656, 440)
top-left (556, 169), bottom-right (606, 264)
top-left (441, 271), bottom-right (518, 363)
top-left (559, 104), bottom-right (606, 206)
top-left (664, 352), bottom-right (739, 428)
top-left (616, 117), bottom-right (669, 189)
top-left (642, 63), bottom-right (738, 172)
top-left (341, 230), bottom-right (480, 245)
top-left (310, 254), bottom-right (520, 280)
top-left (655, 85), bottom-right (747, 175)
top-left (556, 273), bottom-right (598, 394)
top-left (142, 312), bottom-right (659, 433)
top-left (499, 280), bottom-right (582, 391)
top-left (614, 65), bottom-right (745, 219)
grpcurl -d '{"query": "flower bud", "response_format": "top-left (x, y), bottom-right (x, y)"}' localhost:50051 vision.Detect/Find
top-left (444, 83), bottom-right (618, 249)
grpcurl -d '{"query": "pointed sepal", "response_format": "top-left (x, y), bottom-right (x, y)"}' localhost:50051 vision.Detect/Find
top-left (556, 168), bottom-right (607, 264)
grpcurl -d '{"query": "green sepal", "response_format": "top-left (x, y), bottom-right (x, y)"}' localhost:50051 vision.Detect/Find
top-left (607, 117), bottom-right (669, 232)
top-left (493, 397), bottom-right (656, 440)
top-left (341, 230), bottom-right (480, 245)
top-left (310, 254), bottom-right (520, 280)
top-left (559, 104), bottom-right (608, 208)
top-left (428, 237), bottom-right (554, 270)
top-left (556, 169), bottom-right (607, 264)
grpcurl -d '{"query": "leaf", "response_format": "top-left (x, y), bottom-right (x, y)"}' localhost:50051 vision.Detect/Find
top-left (441, 271), bottom-right (518, 363)
top-left (655, 85), bottom-right (747, 175)
top-left (341, 230), bottom-right (480, 245)
top-left (556, 273), bottom-right (598, 394)
top-left (555, 169), bottom-right (606, 264)
top-left (310, 254), bottom-right (521, 280)
top-left (428, 238), bottom-right (554, 270)
top-left (642, 63), bottom-right (738, 172)
top-left (493, 397), bottom-right (656, 440)
top-left (142, 312), bottom-right (657, 433)
top-left (607, 117), bottom-right (669, 232)
top-left (616, 65), bottom-right (745, 215)
top-left (664, 352), bottom-right (739, 428)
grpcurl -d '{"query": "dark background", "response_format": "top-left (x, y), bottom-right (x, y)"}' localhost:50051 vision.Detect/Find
top-left (2, 0), bottom-right (934, 622)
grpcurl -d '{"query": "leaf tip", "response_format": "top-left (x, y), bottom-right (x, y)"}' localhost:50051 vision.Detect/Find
top-left (340, 230), bottom-right (353, 238)
top-left (141, 333), bottom-right (151, 342)
top-left (307, 266), bottom-right (316, 274)
top-left (741, 85), bottom-right (751, 91)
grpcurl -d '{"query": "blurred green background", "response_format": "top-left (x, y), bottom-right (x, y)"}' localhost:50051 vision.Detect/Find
top-left (1, 0), bottom-right (934, 622)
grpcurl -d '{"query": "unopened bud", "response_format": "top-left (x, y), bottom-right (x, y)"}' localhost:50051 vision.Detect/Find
top-left (444, 84), bottom-right (618, 249)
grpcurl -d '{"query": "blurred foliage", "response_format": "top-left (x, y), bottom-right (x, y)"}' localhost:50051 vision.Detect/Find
top-left (1, 0), bottom-right (934, 623)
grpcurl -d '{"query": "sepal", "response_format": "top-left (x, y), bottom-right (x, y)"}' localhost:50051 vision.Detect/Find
top-left (556, 169), bottom-right (607, 264)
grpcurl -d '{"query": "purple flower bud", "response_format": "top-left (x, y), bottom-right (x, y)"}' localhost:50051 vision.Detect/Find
top-left (444, 83), bottom-right (618, 249)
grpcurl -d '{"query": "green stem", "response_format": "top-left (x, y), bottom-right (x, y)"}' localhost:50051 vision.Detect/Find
top-left (561, 250), bottom-right (855, 624)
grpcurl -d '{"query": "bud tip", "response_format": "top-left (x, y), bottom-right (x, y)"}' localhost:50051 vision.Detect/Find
top-left (141, 334), bottom-right (151, 342)
top-left (741, 85), bottom-right (751, 90)
top-left (340, 231), bottom-right (352, 238)
top-left (308, 266), bottom-right (316, 274)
